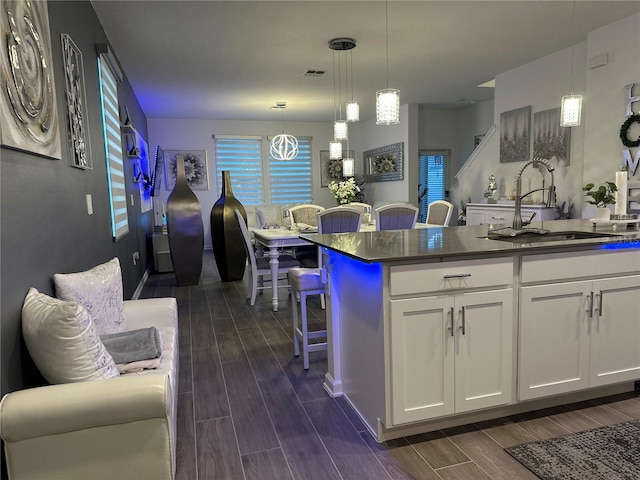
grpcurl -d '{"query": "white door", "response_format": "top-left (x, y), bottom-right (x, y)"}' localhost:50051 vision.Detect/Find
top-left (590, 275), bottom-right (640, 387)
top-left (519, 281), bottom-right (591, 400)
top-left (455, 289), bottom-right (513, 413)
top-left (390, 296), bottom-right (455, 425)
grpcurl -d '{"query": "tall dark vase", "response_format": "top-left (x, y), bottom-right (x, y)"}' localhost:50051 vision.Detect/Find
top-left (166, 155), bottom-right (204, 286)
top-left (211, 171), bottom-right (247, 281)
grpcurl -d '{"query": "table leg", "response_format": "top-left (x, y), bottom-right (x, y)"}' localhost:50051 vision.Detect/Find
top-left (267, 246), bottom-right (280, 311)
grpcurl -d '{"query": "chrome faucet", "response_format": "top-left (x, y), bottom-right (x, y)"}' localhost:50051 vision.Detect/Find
top-left (513, 158), bottom-right (557, 230)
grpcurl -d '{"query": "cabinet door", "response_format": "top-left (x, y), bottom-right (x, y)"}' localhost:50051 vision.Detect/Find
top-left (455, 289), bottom-right (513, 413)
top-left (519, 281), bottom-right (591, 400)
top-left (590, 275), bottom-right (640, 387)
top-left (389, 296), bottom-right (454, 425)
top-left (466, 208), bottom-right (484, 226)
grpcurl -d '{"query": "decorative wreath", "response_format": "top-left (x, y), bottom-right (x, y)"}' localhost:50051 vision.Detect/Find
top-left (620, 114), bottom-right (640, 148)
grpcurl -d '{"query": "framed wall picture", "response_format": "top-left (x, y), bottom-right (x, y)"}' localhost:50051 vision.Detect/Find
top-left (0, 0), bottom-right (61, 159)
top-left (500, 106), bottom-right (531, 163)
top-left (320, 150), bottom-right (354, 187)
top-left (533, 107), bottom-right (571, 165)
top-left (364, 142), bottom-right (404, 182)
top-left (474, 134), bottom-right (485, 149)
top-left (164, 150), bottom-right (209, 191)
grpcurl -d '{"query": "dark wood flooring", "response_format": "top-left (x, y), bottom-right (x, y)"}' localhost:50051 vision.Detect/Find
top-left (140, 251), bottom-right (640, 480)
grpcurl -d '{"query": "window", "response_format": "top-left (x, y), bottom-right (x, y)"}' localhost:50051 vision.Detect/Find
top-left (269, 137), bottom-right (312, 204)
top-left (213, 135), bottom-right (312, 205)
top-left (419, 150), bottom-right (449, 221)
top-left (97, 45), bottom-right (128, 240)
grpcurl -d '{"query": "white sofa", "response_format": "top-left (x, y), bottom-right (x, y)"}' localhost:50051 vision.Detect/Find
top-left (0, 297), bottom-right (179, 480)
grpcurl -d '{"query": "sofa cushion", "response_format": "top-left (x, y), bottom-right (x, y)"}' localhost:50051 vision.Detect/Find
top-left (22, 288), bottom-right (120, 384)
top-left (54, 257), bottom-right (127, 335)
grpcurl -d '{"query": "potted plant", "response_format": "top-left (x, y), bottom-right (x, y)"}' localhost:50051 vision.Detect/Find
top-left (582, 181), bottom-right (617, 221)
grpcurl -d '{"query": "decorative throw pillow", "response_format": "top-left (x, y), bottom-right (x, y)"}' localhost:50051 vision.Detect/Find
top-left (22, 288), bottom-right (120, 384)
top-left (54, 257), bottom-right (127, 335)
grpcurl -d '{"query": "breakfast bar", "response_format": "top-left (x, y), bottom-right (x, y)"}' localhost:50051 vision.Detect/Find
top-left (301, 219), bottom-right (640, 441)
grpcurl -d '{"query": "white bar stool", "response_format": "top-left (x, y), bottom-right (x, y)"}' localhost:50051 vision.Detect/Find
top-left (288, 267), bottom-right (327, 369)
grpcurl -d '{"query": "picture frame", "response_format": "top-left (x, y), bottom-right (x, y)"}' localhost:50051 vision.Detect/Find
top-left (474, 134), bottom-right (485, 149)
top-left (0, 0), bottom-right (61, 159)
top-left (320, 150), bottom-right (354, 187)
top-left (533, 107), bottom-right (571, 165)
top-left (364, 142), bottom-right (404, 182)
top-left (500, 106), bottom-right (531, 163)
top-left (164, 150), bottom-right (209, 191)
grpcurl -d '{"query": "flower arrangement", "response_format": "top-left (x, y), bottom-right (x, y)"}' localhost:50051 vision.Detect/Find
top-left (582, 181), bottom-right (617, 208)
top-left (328, 177), bottom-right (361, 205)
top-left (375, 155), bottom-right (396, 173)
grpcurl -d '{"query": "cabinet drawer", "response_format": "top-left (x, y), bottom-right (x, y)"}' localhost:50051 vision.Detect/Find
top-left (521, 249), bottom-right (640, 284)
top-left (390, 257), bottom-right (513, 296)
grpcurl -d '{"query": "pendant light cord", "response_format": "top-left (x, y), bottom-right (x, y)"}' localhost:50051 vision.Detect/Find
top-left (569, 0), bottom-right (576, 94)
top-left (385, 0), bottom-right (389, 89)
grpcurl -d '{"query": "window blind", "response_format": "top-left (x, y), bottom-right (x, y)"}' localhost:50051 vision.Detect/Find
top-left (419, 150), bottom-right (448, 218)
top-left (213, 135), bottom-right (264, 205)
top-left (269, 137), bottom-right (312, 204)
top-left (98, 50), bottom-right (128, 240)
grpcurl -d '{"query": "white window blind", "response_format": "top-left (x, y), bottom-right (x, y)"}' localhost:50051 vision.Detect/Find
top-left (98, 47), bottom-right (128, 240)
top-left (419, 150), bottom-right (448, 220)
top-left (213, 136), bottom-right (264, 205)
top-left (269, 137), bottom-right (312, 204)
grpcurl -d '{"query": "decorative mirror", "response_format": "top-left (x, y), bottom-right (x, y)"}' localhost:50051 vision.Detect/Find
top-left (364, 142), bottom-right (404, 182)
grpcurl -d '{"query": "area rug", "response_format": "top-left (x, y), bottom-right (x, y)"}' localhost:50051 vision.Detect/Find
top-left (505, 419), bottom-right (640, 480)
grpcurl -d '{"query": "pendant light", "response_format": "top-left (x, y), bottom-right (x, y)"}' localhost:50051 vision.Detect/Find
top-left (346, 49), bottom-right (359, 122)
top-left (329, 37), bottom-right (356, 156)
top-left (376, 0), bottom-right (400, 125)
top-left (270, 102), bottom-right (298, 161)
top-left (560, 0), bottom-right (583, 127)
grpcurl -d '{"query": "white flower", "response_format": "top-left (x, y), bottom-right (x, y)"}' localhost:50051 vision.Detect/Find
top-left (328, 178), bottom-right (361, 205)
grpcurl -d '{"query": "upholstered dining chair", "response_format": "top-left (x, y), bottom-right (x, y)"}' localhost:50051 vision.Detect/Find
top-left (287, 204), bottom-right (325, 228)
top-left (346, 202), bottom-right (372, 224)
top-left (235, 210), bottom-right (300, 305)
top-left (375, 203), bottom-right (419, 231)
top-left (426, 200), bottom-right (454, 226)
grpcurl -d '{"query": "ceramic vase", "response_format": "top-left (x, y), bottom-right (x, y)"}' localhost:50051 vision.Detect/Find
top-left (596, 206), bottom-right (611, 223)
top-left (211, 171), bottom-right (247, 281)
top-left (166, 155), bottom-right (204, 286)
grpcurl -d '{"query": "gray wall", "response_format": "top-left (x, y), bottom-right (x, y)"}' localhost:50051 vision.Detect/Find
top-left (0, 1), bottom-right (152, 402)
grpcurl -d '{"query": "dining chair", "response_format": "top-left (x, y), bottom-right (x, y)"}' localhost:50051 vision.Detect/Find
top-left (375, 203), bottom-right (419, 230)
top-left (346, 202), bottom-right (372, 224)
top-left (287, 204), bottom-right (325, 228)
top-left (426, 200), bottom-right (454, 226)
top-left (235, 209), bottom-right (300, 305)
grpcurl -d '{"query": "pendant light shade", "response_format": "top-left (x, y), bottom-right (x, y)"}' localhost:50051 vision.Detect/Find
top-left (329, 141), bottom-right (343, 160)
top-left (342, 157), bottom-right (354, 177)
top-left (560, 94), bottom-right (583, 127)
top-left (346, 102), bottom-right (359, 122)
top-left (270, 102), bottom-right (298, 161)
top-left (376, 89), bottom-right (400, 125)
top-left (334, 120), bottom-right (348, 140)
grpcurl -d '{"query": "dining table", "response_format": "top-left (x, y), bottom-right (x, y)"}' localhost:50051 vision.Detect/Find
top-left (251, 221), bottom-right (436, 311)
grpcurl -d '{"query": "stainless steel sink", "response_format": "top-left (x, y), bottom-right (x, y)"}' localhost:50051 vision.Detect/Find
top-left (483, 230), bottom-right (623, 244)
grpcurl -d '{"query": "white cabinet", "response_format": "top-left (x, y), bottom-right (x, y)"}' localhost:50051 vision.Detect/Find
top-left (389, 288), bottom-right (513, 425)
top-left (519, 250), bottom-right (640, 401)
top-left (466, 203), bottom-right (557, 226)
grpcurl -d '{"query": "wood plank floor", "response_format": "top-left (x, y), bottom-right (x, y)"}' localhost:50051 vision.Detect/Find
top-left (141, 251), bottom-right (640, 480)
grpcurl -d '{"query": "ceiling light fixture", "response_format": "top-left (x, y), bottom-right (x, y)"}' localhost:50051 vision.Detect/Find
top-left (346, 48), bottom-right (359, 122)
top-left (376, 0), bottom-right (399, 125)
top-left (270, 102), bottom-right (298, 161)
top-left (560, 0), bottom-right (583, 127)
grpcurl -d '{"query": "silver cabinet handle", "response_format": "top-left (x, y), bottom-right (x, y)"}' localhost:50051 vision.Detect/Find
top-left (443, 273), bottom-right (472, 279)
top-left (449, 307), bottom-right (454, 337)
top-left (587, 291), bottom-right (594, 318)
top-left (596, 290), bottom-right (603, 317)
top-left (491, 216), bottom-right (505, 220)
top-left (460, 306), bottom-right (466, 335)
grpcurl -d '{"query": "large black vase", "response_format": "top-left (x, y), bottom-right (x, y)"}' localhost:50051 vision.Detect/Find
top-left (211, 171), bottom-right (247, 281)
top-left (166, 155), bottom-right (204, 286)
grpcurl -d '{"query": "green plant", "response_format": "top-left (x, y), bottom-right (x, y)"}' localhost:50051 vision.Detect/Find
top-left (582, 181), bottom-right (618, 207)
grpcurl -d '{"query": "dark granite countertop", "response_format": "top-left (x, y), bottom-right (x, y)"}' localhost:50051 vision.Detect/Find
top-left (299, 219), bottom-right (640, 264)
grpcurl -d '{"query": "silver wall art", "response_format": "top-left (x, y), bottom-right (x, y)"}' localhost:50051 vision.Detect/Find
top-left (0, 0), bottom-right (61, 159)
top-left (364, 142), bottom-right (404, 182)
top-left (61, 34), bottom-right (91, 169)
top-left (500, 106), bottom-right (531, 163)
top-left (533, 107), bottom-right (571, 166)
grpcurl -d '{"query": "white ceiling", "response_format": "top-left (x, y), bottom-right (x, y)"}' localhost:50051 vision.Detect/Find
top-left (91, 1), bottom-right (640, 123)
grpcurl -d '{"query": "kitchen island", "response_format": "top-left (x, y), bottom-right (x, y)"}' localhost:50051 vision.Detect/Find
top-left (301, 219), bottom-right (640, 441)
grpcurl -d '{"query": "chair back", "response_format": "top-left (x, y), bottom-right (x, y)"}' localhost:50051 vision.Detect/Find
top-left (375, 203), bottom-right (419, 231)
top-left (288, 204), bottom-right (325, 227)
top-left (235, 209), bottom-right (256, 272)
top-left (426, 200), bottom-right (454, 226)
top-left (318, 207), bottom-right (362, 234)
top-left (346, 202), bottom-right (372, 223)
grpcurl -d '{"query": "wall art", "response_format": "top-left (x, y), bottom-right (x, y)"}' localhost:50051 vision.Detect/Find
top-left (474, 134), bottom-right (485, 149)
top-left (0, 0), bottom-right (61, 159)
top-left (165, 150), bottom-right (209, 191)
top-left (533, 107), bottom-right (571, 165)
top-left (320, 150), bottom-right (354, 187)
top-left (500, 106), bottom-right (531, 163)
top-left (61, 34), bottom-right (91, 169)
top-left (364, 142), bottom-right (404, 182)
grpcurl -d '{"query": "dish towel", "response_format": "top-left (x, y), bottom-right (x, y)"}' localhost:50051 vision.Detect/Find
top-left (100, 327), bottom-right (162, 364)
